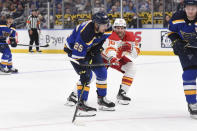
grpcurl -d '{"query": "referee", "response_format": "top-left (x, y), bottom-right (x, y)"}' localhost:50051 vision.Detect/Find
top-left (26, 9), bottom-right (41, 53)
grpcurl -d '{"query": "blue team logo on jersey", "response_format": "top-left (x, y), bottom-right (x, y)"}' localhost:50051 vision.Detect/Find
top-left (161, 31), bottom-right (172, 48)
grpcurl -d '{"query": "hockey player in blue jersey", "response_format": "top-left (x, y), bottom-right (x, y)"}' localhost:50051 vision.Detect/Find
top-left (64, 12), bottom-right (115, 115)
top-left (0, 15), bottom-right (18, 74)
top-left (168, 0), bottom-right (197, 119)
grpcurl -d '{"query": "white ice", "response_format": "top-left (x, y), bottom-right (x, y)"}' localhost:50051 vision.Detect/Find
top-left (0, 53), bottom-right (197, 131)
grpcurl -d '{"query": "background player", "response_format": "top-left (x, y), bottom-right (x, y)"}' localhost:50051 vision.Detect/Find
top-left (168, 0), bottom-right (197, 118)
top-left (102, 18), bottom-right (140, 105)
top-left (64, 11), bottom-right (115, 116)
top-left (0, 15), bottom-right (18, 74)
top-left (66, 18), bottom-right (140, 106)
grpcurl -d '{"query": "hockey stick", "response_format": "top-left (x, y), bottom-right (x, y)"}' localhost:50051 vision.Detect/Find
top-left (17, 43), bottom-right (49, 48)
top-left (72, 83), bottom-right (95, 123)
top-left (71, 57), bottom-right (112, 123)
top-left (69, 57), bottom-right (113, 67)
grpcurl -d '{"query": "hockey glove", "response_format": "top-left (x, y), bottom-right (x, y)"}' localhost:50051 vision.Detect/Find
top-left (77, 59), bottom-right (91, 85)
top-left (171, 39), bottom-right (191, 55)
top-left (79, 70), bottom-right (91, 86)
top-left (64, 46), bottom-right (72, 57)
top-left (122, 42), bottom-right (132, 52)
top-left (109, 57), bottom-right (120, 68)
top-left (87, 45), bottom-right (104, 58)
top-left (0, 44), bottom-right (9, 51)
top-left (10, 38), bottom-right (17, 47)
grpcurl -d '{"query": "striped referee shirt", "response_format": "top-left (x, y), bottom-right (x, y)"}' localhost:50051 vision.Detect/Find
top-left (26, 15), bottom-right (40, 30)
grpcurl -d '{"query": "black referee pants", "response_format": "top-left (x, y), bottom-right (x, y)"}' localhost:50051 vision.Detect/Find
top-left (29, 29), bottom-right (39, 51)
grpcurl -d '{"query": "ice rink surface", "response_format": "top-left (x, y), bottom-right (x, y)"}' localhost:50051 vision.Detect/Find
top-left (0, 53), bottom-right (197, 131)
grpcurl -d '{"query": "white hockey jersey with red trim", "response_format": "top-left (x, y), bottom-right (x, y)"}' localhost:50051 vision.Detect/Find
top-left (102, 31), bottom-right (140, 61)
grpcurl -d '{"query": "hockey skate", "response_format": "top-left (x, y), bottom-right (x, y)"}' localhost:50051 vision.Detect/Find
top-left (188, 103), bottom-right (197, 119)
top-left (8, 68), bottom-right (18, 74)
top-left (29, 50), bottom-right (34, 53)
top-left (77, 100), bottom-right (97, 117)
top-left (117, 88), bottom-right (131, 105)
top-left (36, 50), bottom-right (42, 53)
top-left (97, 96), bottom-right (115, 111)
top-left (0, 67), bottom-right (11, 75)
top-left (65, 92), bottom-right (77, 106)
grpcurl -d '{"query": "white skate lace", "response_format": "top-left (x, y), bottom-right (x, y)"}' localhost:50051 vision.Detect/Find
top-left (190, 103), bottom-right (197, 111)
top-left (103, 97), bottom-right (112, 104)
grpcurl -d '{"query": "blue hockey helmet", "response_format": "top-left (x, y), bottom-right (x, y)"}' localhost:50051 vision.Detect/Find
top-left (6, 14), bottom-right (14, 19)
top-left (184, 0), bottom-right (197, 6)
top-left (92, 11), bottom-right (109, 25)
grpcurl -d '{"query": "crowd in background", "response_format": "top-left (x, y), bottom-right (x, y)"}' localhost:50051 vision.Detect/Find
top-left (0, 0), bottom-right (184, 29)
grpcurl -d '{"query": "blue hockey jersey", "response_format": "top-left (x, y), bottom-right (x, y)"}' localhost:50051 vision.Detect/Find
top-left (65, 20), bottom-right (112, 59)
top-left (168, 10), bottom-right (197, 44)
top-left (0, 21), bottom-right (16, 44)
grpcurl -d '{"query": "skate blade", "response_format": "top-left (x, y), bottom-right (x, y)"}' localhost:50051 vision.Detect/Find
top-left (190, 114), bottom-right (197, 119)
top-left (64, 101), bottom-right (76, 107)
top-left (98, 106), bottom-right (115, 111)
top-left (76, 110), bottom-right (96, 117)
top-left (0, 72), bottom-right (11, 75)
top-left (117, 99), bottom-right (130, 105)
top-left (11, 71), bottom-right (18, 74)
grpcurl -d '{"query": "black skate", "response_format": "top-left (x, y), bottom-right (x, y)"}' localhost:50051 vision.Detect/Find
top-left (0, 67), bottom-right (11, 75)
top-left (8, 68), bottom-right (18, 73)
top-left (77, 100), bottom-right (96, 117)
top-left (97, 96), bottom-right (115, 111)
top-left (65, 92), bottom-right (77, 106)
top-left (188, 103), bottom-right (197, 119)
top-left (36, 50), bottom-right (42, 53)
top-left (29, 50), bottom-right (34, 53)
top-left (117, 89), bottom-right (131, 105)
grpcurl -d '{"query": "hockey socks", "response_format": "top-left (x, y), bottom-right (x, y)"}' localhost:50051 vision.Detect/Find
top-left (182, 69), bottom-right (197, 104)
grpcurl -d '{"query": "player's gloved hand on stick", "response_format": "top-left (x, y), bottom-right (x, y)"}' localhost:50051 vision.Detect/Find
top-left (64, 46), bottom-right (72, 57)
top-left (77, 59), bottom-right (91, 85)
top-left (87, 45), bottom-right (104, 58)
top-left (171, 39), bottom-right (191, 55)
top-left (79, 70), bottom-right (90, 86)
top-left (10, 38), bottom-right (17, 47)
top-left (109, 57), bottom-right (120, 68)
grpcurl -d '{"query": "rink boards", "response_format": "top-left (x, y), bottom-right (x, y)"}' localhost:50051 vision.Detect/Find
top-left (11, 29), bottom-right (174, 55)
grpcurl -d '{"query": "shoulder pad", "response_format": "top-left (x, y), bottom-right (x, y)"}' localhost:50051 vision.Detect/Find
top-left (80, 22), bottom-right (95, 43)
top-left (0, 21), bottom-right (6, 25)
top-left (171, 11), bottom-right (186, 21)
top-left (125, 31), bottom-right (135, 41)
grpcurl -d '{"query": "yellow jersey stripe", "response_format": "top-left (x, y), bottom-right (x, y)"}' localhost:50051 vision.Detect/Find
top-left (80, 21), bottom-right (91, 33)
top-left (86, 36), bottom-right (96, 46)
top-left (104, 31), bottom-right (112, 35)
top-left (0, 25), bottom-right (7, 27)
top-left (172, 19), bottom-right (185, 24)
top-left (167, 32), bottom-right (175, 36)
top-left (11, 27), bottom-right (16, 31)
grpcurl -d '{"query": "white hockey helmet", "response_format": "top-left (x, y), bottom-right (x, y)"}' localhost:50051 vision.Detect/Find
top-left (113, 18), bottom-right (126, 28)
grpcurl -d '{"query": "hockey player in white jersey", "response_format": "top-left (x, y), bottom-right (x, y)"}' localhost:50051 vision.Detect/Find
top-left (66, 18), bottom-right (140, 106)
top-left (102, 18), bottom-right (140, 105)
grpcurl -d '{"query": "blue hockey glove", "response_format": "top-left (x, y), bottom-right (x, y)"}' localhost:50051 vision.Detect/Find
top-left (64, 46), bottom-right (72, 57)
top-left (171, 39), bottom-right (191, 55)
top-left (79, 70), bottom-right (91, 86)
top-left (10, 38), bottom-right (17, 47)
